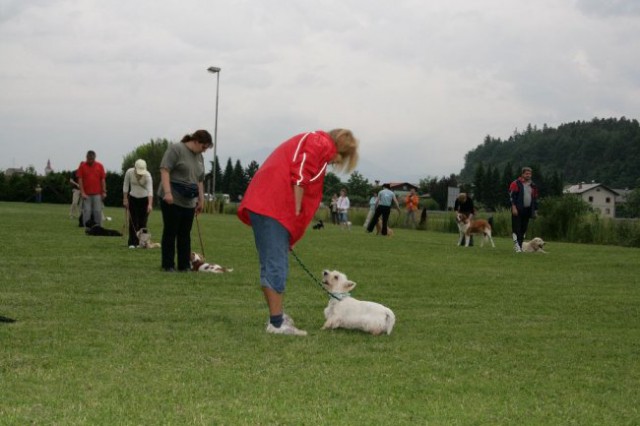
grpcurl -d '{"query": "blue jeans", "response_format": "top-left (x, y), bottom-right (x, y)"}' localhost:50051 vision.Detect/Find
top-left (249, 212), bottom-right (290, 294)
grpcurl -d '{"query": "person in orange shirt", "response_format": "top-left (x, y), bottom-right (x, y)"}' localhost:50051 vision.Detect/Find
top-left (404, 188), bottom-right (419, 228)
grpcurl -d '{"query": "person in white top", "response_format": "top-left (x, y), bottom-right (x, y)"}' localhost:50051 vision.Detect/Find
top-left (337, 188), bottom-right (350, 229)
top-left (123, 159), bottom-right (154, 248)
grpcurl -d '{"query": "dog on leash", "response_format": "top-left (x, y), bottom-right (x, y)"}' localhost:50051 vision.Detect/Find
top-left (321, 269), bottom-right (395, 335)
top-left (522, 237), bottom-right (548, 253)
top-left (312, 220), bottom-right (324, 230)
top-left (190, 252), bottom-right (233, 273)
top-left (455, 213), bottom-right (495, 247)
top-left (136, 228), bottom-right (161, 249)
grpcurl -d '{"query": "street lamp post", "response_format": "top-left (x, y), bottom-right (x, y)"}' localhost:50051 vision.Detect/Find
top-left (207, 66), bottom-right (221, 201)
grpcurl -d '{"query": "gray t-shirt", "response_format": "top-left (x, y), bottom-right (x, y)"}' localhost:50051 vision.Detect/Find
top-left (158, 143), bottom-right (205, 209)
top-left (522, 182), bottom-right (532, 208)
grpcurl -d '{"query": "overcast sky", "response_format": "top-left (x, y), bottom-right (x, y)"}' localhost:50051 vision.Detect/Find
top-left (1, 0), bottom-right (639, 182)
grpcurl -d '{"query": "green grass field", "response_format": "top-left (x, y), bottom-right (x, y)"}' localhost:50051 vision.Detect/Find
top-left (1, 202), bottom-right (639, 424)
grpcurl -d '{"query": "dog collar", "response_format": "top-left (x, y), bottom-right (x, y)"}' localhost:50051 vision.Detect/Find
top-left (329, 292), bottom-right (351, 300)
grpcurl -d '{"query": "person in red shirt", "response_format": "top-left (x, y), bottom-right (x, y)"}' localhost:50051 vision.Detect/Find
top-left (238, 129), bottom-right (359, 336)
top-left (77, 150), bottom-right (107, 227)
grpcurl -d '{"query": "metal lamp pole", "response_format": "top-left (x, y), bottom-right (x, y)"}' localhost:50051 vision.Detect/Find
top-left (207, 66), bottom-right (221, 201)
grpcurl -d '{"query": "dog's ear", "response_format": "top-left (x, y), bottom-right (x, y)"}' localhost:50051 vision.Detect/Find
top-left (345, 280), bottom-right (357, 291)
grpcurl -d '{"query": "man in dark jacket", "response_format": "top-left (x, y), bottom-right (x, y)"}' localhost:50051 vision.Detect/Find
top-left (509, 167), bottom-right (538, 252)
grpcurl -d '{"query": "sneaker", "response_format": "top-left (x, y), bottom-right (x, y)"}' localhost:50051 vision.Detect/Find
top-left (283, 313), bottom-right (295, 326)
top-left (128, 245), bottom-right (136, 249)
top-left (514, 243), bottom-right (522, 253)
top-left (266, 323), bottom-right (308, 336)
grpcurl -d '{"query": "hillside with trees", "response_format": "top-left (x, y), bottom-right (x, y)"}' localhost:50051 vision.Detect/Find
top-left (458, 117), bottom-right (640, 189)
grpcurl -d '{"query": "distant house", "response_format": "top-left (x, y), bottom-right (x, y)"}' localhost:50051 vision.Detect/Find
top-left (2, 167), bottom-right (25, 177)
top-left (386, 182), bottom-right (419, 192)
top-left (564, 183), bottom-right (619, 218)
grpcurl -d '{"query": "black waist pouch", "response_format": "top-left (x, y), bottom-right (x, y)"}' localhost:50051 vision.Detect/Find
top-left (171, 181), bottom-right (199, 198)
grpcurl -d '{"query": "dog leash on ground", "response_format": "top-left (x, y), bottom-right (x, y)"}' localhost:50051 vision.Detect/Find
top-left (195, 213), bottom-right (206, 260)
top-left (290, 250), bottom-right (340, 300)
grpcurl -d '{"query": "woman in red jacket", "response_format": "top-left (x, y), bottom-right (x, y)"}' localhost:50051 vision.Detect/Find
top-left (238, 129), bottom-right (359, 336)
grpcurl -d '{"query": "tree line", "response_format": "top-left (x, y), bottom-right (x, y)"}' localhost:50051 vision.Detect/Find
top-left (458, 117), bottom-right (640, 189)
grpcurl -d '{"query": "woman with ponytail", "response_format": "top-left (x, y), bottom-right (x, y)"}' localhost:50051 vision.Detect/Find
top-left (238, 129), bottom-right (359, 336)
top-left (158, 130), bottom-right (212, 271)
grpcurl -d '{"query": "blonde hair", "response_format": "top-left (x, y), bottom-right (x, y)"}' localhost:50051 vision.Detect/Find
top-left (457, 193), bottom-right (467, 202)
top-left (328, 128), bottom-right (359, 173)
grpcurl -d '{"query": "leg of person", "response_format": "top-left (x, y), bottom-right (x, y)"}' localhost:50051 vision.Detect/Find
top-left (160, 201), bottom-right (178, 270)
top-left (250, 212), bottom-right (306, 336)
top-left (519, 208), bottom-right (532, 247)
top-left (127, 196), bottom-right (137, 247)
top-left (129, 196), bottom-right (147, 247)
top-left (380, 206), bottom-right (391, 235)
top-left (366, 207), bottom-right (383, 233)
top-left (363, 210), bottom-right (374, 228)
top-left (176, 206), bottom-right (195, 271)
top-left (82, 196), bottom-right (93, 227)
top-left (511, 213), bottom-right (523, 252)
top-left (91, 195), bottom-right (103, 227)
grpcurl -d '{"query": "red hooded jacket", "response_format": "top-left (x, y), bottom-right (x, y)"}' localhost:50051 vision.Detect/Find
top-left (237, 131), bottom-right (336, 247)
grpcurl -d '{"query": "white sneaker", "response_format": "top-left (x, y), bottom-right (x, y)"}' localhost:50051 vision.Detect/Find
top-left (514, 243), bottom-right (522, 253)
top-left (266, 323), bottom-right (308, 336)
top-left (265, 313), bottom-right (295, 327)
top-left (129, 245), bottom-right (136, 249)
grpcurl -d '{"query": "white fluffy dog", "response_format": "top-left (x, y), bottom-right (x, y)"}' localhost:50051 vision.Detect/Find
top-left (522, 237), bottom-right (548, 253)
top-left (321, 269), bottom-right (395, 335)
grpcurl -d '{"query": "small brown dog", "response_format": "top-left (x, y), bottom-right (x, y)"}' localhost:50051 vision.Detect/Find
top-left (190, 252), bottom-right (233, 273)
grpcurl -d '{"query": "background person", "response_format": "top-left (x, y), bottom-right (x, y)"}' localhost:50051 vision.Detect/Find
top-left (509, 167), bottom-right (539, 252)
top-left (363, 190), bottom-right (378, 229)
top-left (35, 184), bottom-right (42, 203)
top-left (77, 150), bottom-right (106, 227)
top-left (238, 129), bottom-right (359, 336)
top-left (329, 194), bottom-right (339, 225)
top-left (366, 183), bottom-right (400, 236)
top-left (69, 170), bottom-right (82, 218)
top-left (404, 188), bottom-right (419, 228)
top-left (158, 130), bottom-right (211, 271)
top-left (123, 159), bottom-right (154, 248)
top-left (337, 188), bottom-right (350, 228)
top-left (454, 192), bottom-right (475, 246)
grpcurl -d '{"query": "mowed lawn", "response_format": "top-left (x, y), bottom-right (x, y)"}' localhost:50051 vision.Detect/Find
top-left (1, 202), bottom-right (639, 425)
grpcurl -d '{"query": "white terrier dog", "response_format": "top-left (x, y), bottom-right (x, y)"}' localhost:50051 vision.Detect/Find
top-left (321, 270), bottom-right (395, 335)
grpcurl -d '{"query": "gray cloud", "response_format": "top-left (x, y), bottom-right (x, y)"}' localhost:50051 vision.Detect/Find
top-left (1, 0), bottom-right (639, 183)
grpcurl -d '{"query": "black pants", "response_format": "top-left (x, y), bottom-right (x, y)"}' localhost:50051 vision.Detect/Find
top-left (367, 205), bottom-right (392, 235)
top-left (127, 195), bottom-right (148, 246)
top-left (511, 207), bottom-right (532, 247)
top-left (160, 201), bottom-right (195, 271)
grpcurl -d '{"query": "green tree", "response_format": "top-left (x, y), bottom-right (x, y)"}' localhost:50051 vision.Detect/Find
top-left (229, 159), bottom-right (247, 201)
top-left (220, 158), bottom-right (234, 194)
top-left (346, 171), bottom-right (372, 201)
top-left (624, 188), bottom-right (640, 218)
top-left (473, 163), bottom-right (486, 204)
top-left (245, 161), bottom-right (260, 181)
top-left (323, 172), bottom-right (342, 201)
